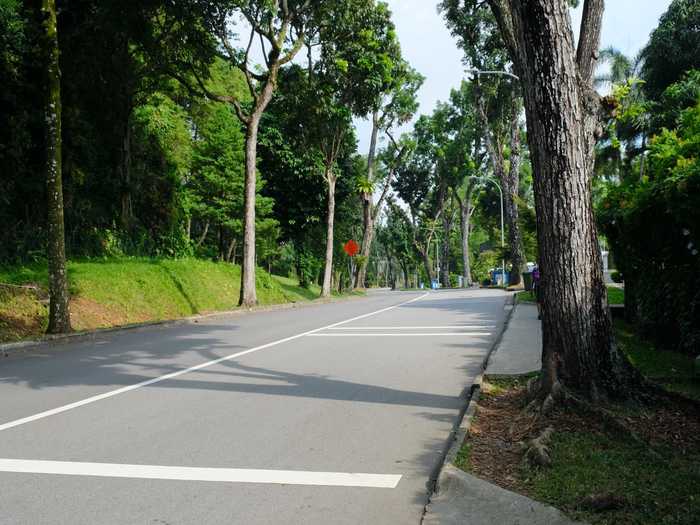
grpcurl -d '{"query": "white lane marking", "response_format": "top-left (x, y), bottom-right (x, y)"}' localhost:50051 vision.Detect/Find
top-left (0, 294), bottom-right (428, 433)
top-left (327, 326), bottom-right (495, 330)
top-left (308, 333), bottom-right (492, 337)
top-left (0, 459), bottom-right (401, 488)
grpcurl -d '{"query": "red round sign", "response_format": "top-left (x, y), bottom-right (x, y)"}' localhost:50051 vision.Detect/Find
top-left (343, 239), bottom-right (359, 257)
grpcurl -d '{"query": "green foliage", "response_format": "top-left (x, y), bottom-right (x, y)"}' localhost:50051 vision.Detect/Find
top-left (642, 0), bottom-right (700, 101)
top-left (610, 270), bottom-right (623, 284)
top-left (599, 96), bottom-right (700, 353)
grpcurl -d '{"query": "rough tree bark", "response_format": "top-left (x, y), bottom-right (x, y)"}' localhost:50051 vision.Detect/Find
top-left (487, 0), bottom-right (640, 401)
top-left (43, 0), bottom-right (71, 334)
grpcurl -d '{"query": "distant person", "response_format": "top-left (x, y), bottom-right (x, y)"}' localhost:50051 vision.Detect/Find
top-left (532, 265), bottom-right (542, 320)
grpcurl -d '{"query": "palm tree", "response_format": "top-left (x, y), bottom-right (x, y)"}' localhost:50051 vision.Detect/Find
top-left (595, 46), bottom-right (644, 89)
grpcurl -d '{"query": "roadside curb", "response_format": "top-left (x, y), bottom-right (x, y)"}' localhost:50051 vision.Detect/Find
top-left (423, 296), bottom-right (583, 525)
top-left (444, 293), bottom-right (517, 472)
top-left (422, 293), bottom-right (517, 519)
top-left (0, 292), bottom-right (372, 359)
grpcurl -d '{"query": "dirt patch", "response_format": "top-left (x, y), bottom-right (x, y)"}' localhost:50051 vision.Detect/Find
top-left (0, 287), bottom-right (47, 342)
top-left (70, 296), bottom-right (148, 331)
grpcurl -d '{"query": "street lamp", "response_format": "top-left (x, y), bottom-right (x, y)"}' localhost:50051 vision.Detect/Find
top-left (474, 176), bottom-right (506, 288)
top-left (465, 69), bottom-right (520, 81)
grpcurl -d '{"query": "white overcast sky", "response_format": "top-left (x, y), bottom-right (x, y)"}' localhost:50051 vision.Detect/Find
top-left (353, 0), bottom-right (673, 153)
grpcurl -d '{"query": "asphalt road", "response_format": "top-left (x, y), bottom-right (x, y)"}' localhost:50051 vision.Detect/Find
top-left (0, 288), bottom-right (507, 524)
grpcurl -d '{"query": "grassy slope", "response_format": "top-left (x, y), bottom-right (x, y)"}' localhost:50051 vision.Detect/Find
top-left (0, 258), bottom-right (347, 342)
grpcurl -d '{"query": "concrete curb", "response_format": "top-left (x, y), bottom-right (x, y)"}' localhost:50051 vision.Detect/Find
top-left (422, 294), bottom-right (517, 519)
top-left (422, 297), bottom-right (583, 525)
top-left (0, 292), bottom-right (371, 359)
top-left (441, 294), bottom-right (517, 480)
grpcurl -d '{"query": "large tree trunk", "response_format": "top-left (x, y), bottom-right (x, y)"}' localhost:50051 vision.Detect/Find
top-left (44, 0), bottom-right (71, 334)
top-left (239, 116), bottom-right (259, 307)
top-left (497, 0), bottom-right (638, 400)
top-left (321, 172), bottom-right (336, 298)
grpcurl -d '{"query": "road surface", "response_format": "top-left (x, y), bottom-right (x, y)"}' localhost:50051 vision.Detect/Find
top-left (0, 288), bottom-right (507, 524)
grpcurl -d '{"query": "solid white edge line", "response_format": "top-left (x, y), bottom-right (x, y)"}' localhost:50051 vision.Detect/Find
top-left (0, 459), bottom-right (401, 488)
top-left (308, 333), bottom-right (492, 337)
top-left (0, 293), bottom-right (428, 433)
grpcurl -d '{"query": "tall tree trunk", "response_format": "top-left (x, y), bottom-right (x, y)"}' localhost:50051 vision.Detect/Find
top-left (494, 0), bottom-right (638, 400)
top-left (476, 84), bottom-right (526, 286)
top-left (119, 111), bottom-right (133, 231)
top-left (195, 221), bottom-right (210, 249)
top-left (44, 0), bottom-right (70, 334)
top-left (239, 115), bottom-right (260, 307)
top-left (503, 109), bottom-right (525, 285)
top-left (421, 249), bottom-right (433, 285)
top-left (226, 238), bottom-right (237, 262)
top-left (321, 172), bottom-right (336, 298)
top-left (440, 208), bottom-right (451, 287)
top-left (457, 191), bottom-right (473, 287)
top-left (355, 112), bottom-right (380, 289)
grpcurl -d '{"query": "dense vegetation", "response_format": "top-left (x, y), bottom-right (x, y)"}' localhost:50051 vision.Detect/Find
top-left (0, 0), bottom-right (697, 371)
top-left (597, 0), bottom-right (700, 354)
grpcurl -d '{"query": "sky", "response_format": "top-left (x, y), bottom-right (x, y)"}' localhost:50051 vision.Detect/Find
top-left (354, 0), bottom-right (673, 153)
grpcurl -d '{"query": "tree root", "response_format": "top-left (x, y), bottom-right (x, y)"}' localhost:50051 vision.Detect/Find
top-left (520, 426), bottom-right (554, 468)
top-left (565, 394), bottom-right (663, 459)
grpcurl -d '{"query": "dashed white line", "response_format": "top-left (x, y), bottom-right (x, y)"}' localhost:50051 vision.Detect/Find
top-left (0, 459), bottom-right (402, 488)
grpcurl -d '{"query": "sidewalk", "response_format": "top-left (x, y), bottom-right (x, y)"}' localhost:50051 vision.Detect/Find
top-left (424, 301), bottom-right (582, 525)
top-left (486, 301), bottom-right (542, 375)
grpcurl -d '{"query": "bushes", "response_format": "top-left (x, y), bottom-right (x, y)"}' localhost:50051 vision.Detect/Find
top-left (599, 101), bottom-right (700, 354)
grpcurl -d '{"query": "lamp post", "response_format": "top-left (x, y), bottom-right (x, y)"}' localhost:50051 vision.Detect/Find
top-left (465, 69), bottom-right (520, 81)
top-left (475, 176), bottom-right (506, 288)
top-left (466, 68), bottom-right (518, 289)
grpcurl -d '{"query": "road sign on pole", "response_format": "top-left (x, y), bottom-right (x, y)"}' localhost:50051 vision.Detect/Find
top-left (343, 240), bottom-right (359, 257)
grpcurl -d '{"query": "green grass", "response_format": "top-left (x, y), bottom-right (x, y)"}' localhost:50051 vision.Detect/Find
top-left (453, 442), bottom-right (472, 472)
top-left (484, 373), bottom-right (539, 396)
top-left (606, 286), bottom-right (625, 305)
top-left (516, 290), bottom-right (536, 303)
top-left (615, 319), bottom-right (699, 400)
top-left (0, 258), bottom-right (359, 342)
top-left (523, 432), bottom-right (700, 525)
top-left (517, 287), bottom-right (625, 305)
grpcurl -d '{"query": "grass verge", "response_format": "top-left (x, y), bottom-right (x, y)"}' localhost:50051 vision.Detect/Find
top-left (454, 324), bottom-right (700, 524)
top-left (516, 286), bottom-right (624, 305)
top-left (0, 258), bottom-right (361, 343)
